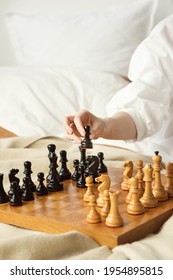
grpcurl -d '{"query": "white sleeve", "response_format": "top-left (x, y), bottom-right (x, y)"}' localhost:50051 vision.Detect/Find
top-left (106, 15), bottom-right (173, 141)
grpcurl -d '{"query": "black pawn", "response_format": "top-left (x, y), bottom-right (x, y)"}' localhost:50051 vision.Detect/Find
top-left (81, 125), bottom-right (93, 149)
top-left (97, 152), bottom-right (108, 174)
top-left (71, 159), bottom-right (80, 181)
top-left (9, 181), bottom-right (23, 206)
top-left (36, 172), bottom-right (48, 196)
top-left (0, 173), bottom-right (9, 204)
top-left (23, 161), bottom-right (36, 192)
top-left (59, 150), bottom-right (71, 180)
top-left (21, 177), bottom-right (34, 201)
top-left (76, 164), bottom-right (86, 188)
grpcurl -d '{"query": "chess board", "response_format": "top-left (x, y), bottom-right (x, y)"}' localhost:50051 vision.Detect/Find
top-left (0, 165), bottom-right (173, 249)
top-left (0, 127), bottom-right (16, 138)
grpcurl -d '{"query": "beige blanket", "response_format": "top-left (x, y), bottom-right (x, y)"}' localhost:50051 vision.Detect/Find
top-left (0, 136), bottom-right (172, 260)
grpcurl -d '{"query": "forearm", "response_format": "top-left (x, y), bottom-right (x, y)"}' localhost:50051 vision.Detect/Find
top-left (102, 112), bottom-right (137, 140)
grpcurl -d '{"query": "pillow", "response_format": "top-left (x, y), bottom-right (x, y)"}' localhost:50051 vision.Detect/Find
top-left (0, 66), bottom-right (129, 137)
top-left (5, 0), bottom-right (157, 76)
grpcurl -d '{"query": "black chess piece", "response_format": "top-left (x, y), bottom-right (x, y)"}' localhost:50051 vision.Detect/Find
top-left (21, 177), bottom-right (34, 201)
top-left (36, 172), bottom-right (48, 196)
top-left (81, 125), bottom-right (93, 149)
top-left (23, 161), bottom-right (36, 192)
top-left (76, 164), bottom-right (86, 188)
top-left (46, 144), bottom-right (59, 183)
top-left (0, 173), bottom-right (9, 204)
top-left (9, 181), bottom-right (23, 206)
top-left (85, 155), bottom-right (99, 182)
top-left (8, 182), bottom-right (14, 199)
top-left (59, 150), bottom-right (71, 180)
top-left (71, 159), bottom-right (80, 181)
top-left (79, 145), bottom-right (86, 168)
top-left (8, 168), bottom-right (23, 196)
top-left (97, 152), bottom-right (108, 174)
top-left (46, 144), bottom-right (63, 192)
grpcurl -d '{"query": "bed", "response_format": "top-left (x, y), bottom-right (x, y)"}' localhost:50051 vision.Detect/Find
top-left (0, 0), bottom-right (173, 260)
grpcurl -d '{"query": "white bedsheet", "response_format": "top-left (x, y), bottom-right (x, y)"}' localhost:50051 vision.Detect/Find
top-left (0, 66), bottom-right (129, 137)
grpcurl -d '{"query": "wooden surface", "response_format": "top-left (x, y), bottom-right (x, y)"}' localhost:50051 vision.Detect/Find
top-left (0, 164), bottom-right (173, 249)
top-left (0, 127), bottom-right (16, 138)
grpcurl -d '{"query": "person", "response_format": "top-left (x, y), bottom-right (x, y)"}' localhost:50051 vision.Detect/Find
top-left (64, 14), bottom-right (173, 163)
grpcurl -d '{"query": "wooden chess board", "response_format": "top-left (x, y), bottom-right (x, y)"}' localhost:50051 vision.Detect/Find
top-left (0, 165), bottom-right (173, 249)
top-left (0, 127), bottom-right (16, 138)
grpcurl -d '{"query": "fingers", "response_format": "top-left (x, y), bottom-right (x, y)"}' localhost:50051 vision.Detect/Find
top-left (74, 110), bottom-right (89, 137)
top-left (64, 116), bottom-right (75, 135)
top-left (64, 110), bottom-right (90, 137)
top-left (64, 110), bottom-right (104, 143)
top-left (64, 115), bottom-right (83, 143)
top-left (65, 131), bottom-right (82, 143)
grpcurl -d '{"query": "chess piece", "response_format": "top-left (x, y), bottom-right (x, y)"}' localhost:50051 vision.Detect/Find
top-left (83, 177), bottom-right (95, 202)
top-left (127, 177), bottom-right (145, 215)
top-left (59, 150), bottom-right (71, 180)
top-left (46, 144), bottom-right (63, 192)
top-left (46, 144), bottom-right (59, 183)
top-left (121, 160), bottom-right (133, 190)
top-left (95, 174), bottom-right (110, 207)
top-left (9, 168), bottom-right (20, 185)
top-left (36, 172), bottom-right (48, 196)
top-left (8, 182), bottom-right (15, 198)
top-left (85, 155), bottom-right (99, 182)
top-left (21, 177), bottom-right (35, 201)
top-left (0, 173), bottom-right (9, 204)
top-left (87, 194), bottom-right (101, 223)
top-left (81, 125), bottom-right (93, 149)
top-left (135, 160), bottom-right (145, 197)
top-left (71, 159), bottom-right (80, 181)
top-left (100, 189), bottom-right (110, 218)
top-left (165, 162), bottom-right (173, 197)
top-left (106, 190), bottom-right (123, 227)
top-left (152, 151), bottom-right (168, 201)
top-left (125, 179), bottom-right (133, 203)
top-left (8, 168), bottom-right (23, 196)
top-left (97, 152), bottom-right (108, 174)
top-left (140, 163), bottom-right (158, 208)
top-left (79, 146), bottom-right (86, 168)
top-left (9, 181), bottom-right (23, 206)
top-left (23, 161), bottom-right (36, 192)
top-left (76, 164), bottom-right (86, 188)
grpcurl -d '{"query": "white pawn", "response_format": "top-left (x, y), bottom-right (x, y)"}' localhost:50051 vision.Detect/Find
top-left (106, 190), bottom-right (123, 227)
top-left (83, 177), bottom-right (95, 202)
top-left (127, 177), bottom-right (145, 215)
top-left (165, 162), bottom-right (173, 197)
top-left (135, 160), bottom-right (145, 197)
top-left (140, 163), bottom-right (158, 208)
top-left (87, 194), bottom-right (101, 224)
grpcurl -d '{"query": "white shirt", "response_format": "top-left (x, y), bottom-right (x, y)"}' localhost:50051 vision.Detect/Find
top-left (106, 14), bottom-right (173, 163)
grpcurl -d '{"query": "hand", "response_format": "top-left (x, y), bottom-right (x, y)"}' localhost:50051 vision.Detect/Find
top-left (64, 109), bottom-right (106, 143)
